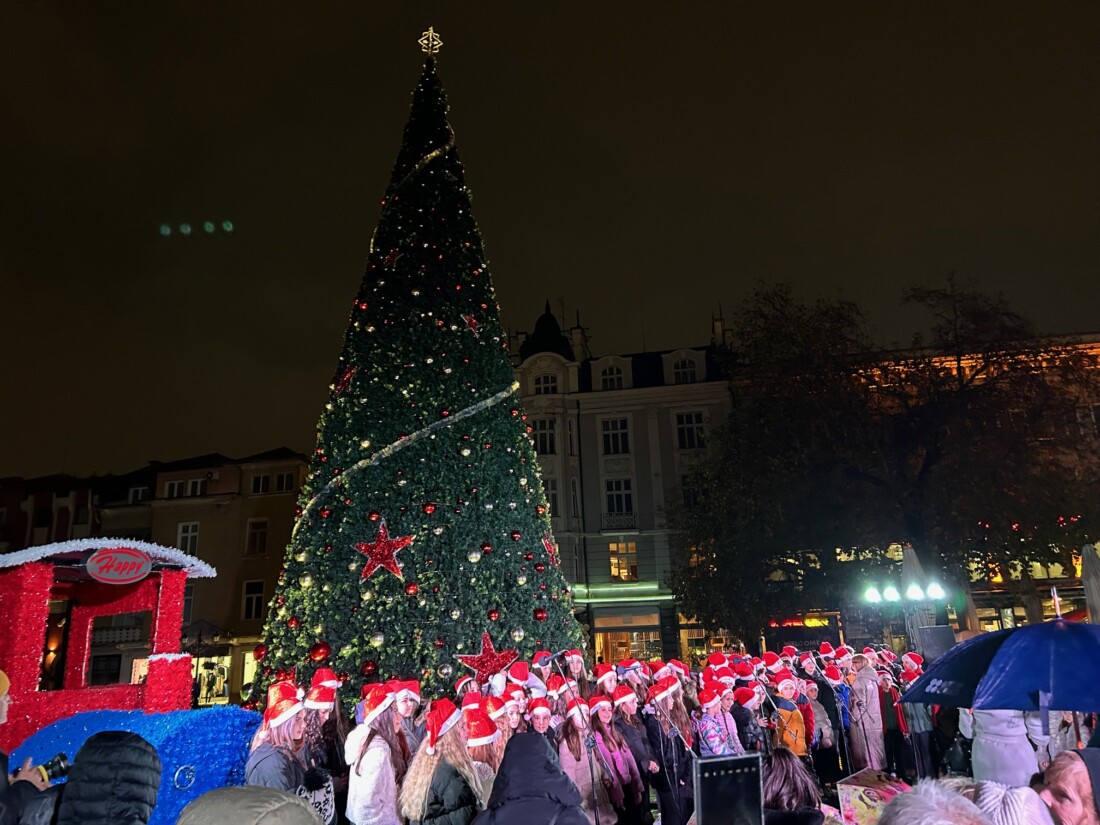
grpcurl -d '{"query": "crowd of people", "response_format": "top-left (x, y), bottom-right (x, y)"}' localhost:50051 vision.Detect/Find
top-left (2, 644), bottom-right (1100, 825)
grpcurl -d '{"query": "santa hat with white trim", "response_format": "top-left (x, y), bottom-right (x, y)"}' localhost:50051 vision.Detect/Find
top-left (391, 679), bottom-right (422, 704)
top-left (593, 663), bottom-right (617, 690)
top-left (464, 708), bottom-right (501, 749)
top-left (454, 674), bottom-right (475, 695)
top-left (667, 659), bottom-right (689, 679)
top-left (545, 673), bottom-right (567, 699)
top-left (698, 688), bottom-right (721, 713)
top-left (707, 652), bottom-right (728, 668)
top-left (902, 652), bottom-right (924, 670)
top-left (566, 649), bottom-right (585, 666)
top-left (567, 696), bottom-right (589, 723)
top-left (589, 694), bottom-right (612, 715)
top-left (762, 651), bottom-right (783, 673)
top-left (612, 684), bottom-right (636, 707)
top-left (460, 692), bottom-right (484, 714)
top-left (649, 660), bottom-right (672, 681)
top-left (507, 662), bottom-right (530, 686)
top-left (646, 676), bottom-right (678, 705)
top-left (311, 667), bottom-right (341, 689)
top-left (774, 669), bottom-right (798, 694)
top-left (304, 684), bottom-right (335, 711)
top-left (527, 697), bottom-right (551, 718)
top-left (265, 680), bottom-right (304, 728)
top-left (485, 695), bottom-right (509, 721)
top-left (818, 642), bottom-right (836, 660)
top-left (362, 685), bottom-right (395, 726)
top-left (823, 664), bottom-right (844, 687)
top-left (425, 698), bottom-right (463, 755)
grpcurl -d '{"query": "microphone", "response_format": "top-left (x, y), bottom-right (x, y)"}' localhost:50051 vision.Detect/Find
top-left (538, 649), bottom-right (572, 665)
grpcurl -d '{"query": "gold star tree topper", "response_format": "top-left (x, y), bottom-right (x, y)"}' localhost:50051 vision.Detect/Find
top-left (419, 27), bottom-right (443, 55)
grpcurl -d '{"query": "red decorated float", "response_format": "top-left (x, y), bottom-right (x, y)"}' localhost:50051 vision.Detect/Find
top-left (0, 538), bottom-right (215, 751)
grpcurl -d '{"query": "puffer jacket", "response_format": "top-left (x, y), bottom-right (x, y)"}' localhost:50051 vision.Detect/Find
top-left (55, 731), bottom-right (161, 825)
top-left (0, 751), bottom-right (42, 825)
top-left (411, 761), bottom-right (479, 825)
top-left (246, 743), bottom-right (306, 792)
top-left (471, 733), bottom-right (588, 825)
top-left (178, 786), bottom-right (322, 825)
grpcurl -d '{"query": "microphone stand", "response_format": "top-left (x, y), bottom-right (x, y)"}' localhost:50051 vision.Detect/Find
top-left (551, 655), bottom-right (613, 825)
top-left (650, 694), bottom-right (696, 825)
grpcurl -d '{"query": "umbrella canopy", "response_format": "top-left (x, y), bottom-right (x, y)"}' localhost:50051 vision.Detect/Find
top-left (899, 618), bottom-right (1100, 713)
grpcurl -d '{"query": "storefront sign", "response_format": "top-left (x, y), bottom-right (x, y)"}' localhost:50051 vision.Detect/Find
top-left (86, 547), bottom-right (152, 585)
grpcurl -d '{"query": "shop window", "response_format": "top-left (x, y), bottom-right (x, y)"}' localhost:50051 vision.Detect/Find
top-left (610, 541), bottom-right (638, 582)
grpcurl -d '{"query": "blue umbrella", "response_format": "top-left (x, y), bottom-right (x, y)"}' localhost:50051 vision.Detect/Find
top-left (899, 618), bottom-right (1100, 713)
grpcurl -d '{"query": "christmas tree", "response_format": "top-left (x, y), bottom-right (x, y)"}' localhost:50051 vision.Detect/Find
top-left (249, 36), bottom-right (583, 703)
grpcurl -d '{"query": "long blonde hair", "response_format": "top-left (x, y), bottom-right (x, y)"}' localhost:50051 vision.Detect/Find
top-left (399, 722), bottom-right (486, 821)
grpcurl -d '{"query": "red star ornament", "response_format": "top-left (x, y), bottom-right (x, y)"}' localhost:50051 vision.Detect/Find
top-left (334, 366), bottom-right (356, 395)
top-left (461, 314), bottom-right (481, 337)
top-left (356, 521), bottom-right (414, 580)
top-left (455, 631), bottom-right (518, 684)
top-left (542, 531), bottom-right (559, 567)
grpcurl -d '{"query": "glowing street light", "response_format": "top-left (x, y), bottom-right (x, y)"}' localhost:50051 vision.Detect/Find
top-left (926, 582), bottom-right (946, 600)
top-left (865, 586), bottom-right (882, 603)
top-left (906, 583), bottom-right (925, 600)
top-left (883, 585), bottom-right (901, 602)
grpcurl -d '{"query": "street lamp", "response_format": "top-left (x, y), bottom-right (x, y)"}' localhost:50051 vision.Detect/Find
top-left (926, 582), bottom-right (946, 600)
top-left (906, 583), bottom-right (925, 601)
top-left (883, 585), bottom-right (901, 602)
top-left (865, 586), bottom-right (882, 603)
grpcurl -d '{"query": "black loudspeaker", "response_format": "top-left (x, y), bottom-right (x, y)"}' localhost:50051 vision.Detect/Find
top-left (917, 625), bottom-right (957, 664)
top-left (693, 753), bottom-right (763, 825)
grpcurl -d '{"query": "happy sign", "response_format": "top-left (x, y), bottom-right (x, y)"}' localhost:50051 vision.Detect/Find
top-left (86, 546), bottom-right (152, 584)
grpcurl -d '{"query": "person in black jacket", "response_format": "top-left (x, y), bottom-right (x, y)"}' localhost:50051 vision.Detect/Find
top-left (20, 730), bottom-right (161, 825)
top-left (644, 680), bottom-right (694, 825)
top-left (399, 699), bottom-right (485, 825)
top-left (470, 733), bottom-right (588, 825)
top-left (0, 670), bottom-right (51, 825)
top-left (613, 685), bottom-right (657, 816)
top-left (246, 680), bottom-right (308, 794)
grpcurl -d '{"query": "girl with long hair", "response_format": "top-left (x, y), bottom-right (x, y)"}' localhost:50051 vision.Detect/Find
top-left (644, 679), bottom-right (694, 825)
top-left (762, 746), bottom-right (823, 821)
top-left (485, 695), bottom-right (516, 760)
top-left (399, 699), bottom-right (486, 825)
top-left (246, 681), bottom-right (307, 792)
top-left (613, 684), bottom-right (658, 815)
top-left (346, 691), bottom-right (410, 825)
top-left (567, 652), bottom-right (593, 700)
top-left (591, 695), bottom-right (644, 825)
top-left (464, 707), bottom-right (502, 792)
top-left (558, 698), bottom-right (617, 825)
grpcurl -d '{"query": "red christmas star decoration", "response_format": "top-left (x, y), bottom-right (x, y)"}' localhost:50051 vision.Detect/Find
top-left (542, 531), bottom-right (559, 567)
top-left (455, 631), bottom-right (518, 684)
top-left (334, 366), bottom-right (357, 395)
top-left (355, 521), bottom-right (414, 580)
top-left (462, 314), bottom-right (481, 336)
top-left (383, 247), bottom-right (403, 268)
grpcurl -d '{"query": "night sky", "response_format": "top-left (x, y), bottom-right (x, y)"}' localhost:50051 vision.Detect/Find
top-left (3, 3), bottom-right (1098, 479)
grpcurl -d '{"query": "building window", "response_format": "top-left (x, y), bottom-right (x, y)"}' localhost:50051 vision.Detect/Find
top-left (567, 419), bottom-right (576, 456)
top-left (246, 519), bottom-right (268, 556)
top-left (673, 358), bottom-right (697, 384)
top-left (676, 412), bottom-right (706, 450)
top-left (605, 478), bottom-right (634, 514)
top-left (610, 542), bottom-right (638, 582)
top-left (602, 418), bottom-right (630, 455)
top-left (89, 654), bottom-right (122, 686)
top-left (183, 583), bottom-right (193, 624)
top-left (188, 478), bottom-right (207, 497)
top-left (570, 479), bottom-right (580, 518)
top-left (544, 478), bottom-right (559, 517)
top-left (128, 486), bottom-right (150, 504)
top-left (73, 506), bottom-right (89, 525)
top-left (275, 472), bottom-right (296, 492)
top-left (242, 580), bottom-right (265, 621)
top-left (177, 522), bottom-right (199, 554)
top-left (251, 475), bottom-right (271, 495)
top-left (532, 418), bottom-right (556, 455)
top-left (165, 480), bottom-right (184, 499)
top-left (600, 366), bottom-right (624, 391)
top-left (533, 374), bottom-right (558, 395)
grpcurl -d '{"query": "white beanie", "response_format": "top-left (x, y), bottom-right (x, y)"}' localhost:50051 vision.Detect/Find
top-left (966, 781), bottom-right (1054, 825)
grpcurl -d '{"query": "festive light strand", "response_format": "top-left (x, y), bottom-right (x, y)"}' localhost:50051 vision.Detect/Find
top-left (293, 381), bottom-right (520, 536)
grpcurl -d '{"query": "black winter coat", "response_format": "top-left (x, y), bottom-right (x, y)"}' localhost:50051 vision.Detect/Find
top-left (245, 743), bottom-right (305, 793)
top-left (0, 752), bottom-right (41, 825)
top-left (53, 731), bottom-right (161, 825)
top-left (614, 715), bottom-right (653, 776)
top-left (644, 715), bottom-right (693, 794)
top-left (730, 705), bottom-right (762, 752)
top-left (411, 760), bottom-right (479, 825)
top-left (470, 733), bottom-right (588, 825)
top-left (764, 808), bottom-right (825, 825)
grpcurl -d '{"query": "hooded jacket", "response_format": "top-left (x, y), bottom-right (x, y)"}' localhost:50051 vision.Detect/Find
top-left (471, 733), bottom-right (588, 825)
top-left (54, 731), bottom-right (161, 825)
top-left (178, 786), bottom-right (322, 825)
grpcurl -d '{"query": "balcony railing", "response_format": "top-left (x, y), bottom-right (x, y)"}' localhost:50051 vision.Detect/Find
top-left (601, 512), bottom-right (637, 530)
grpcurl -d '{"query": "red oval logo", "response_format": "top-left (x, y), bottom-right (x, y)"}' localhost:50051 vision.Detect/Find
top-left (87, 547), bottom-right (152, 584)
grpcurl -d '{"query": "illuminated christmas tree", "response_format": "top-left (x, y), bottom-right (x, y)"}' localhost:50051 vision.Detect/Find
top-left (249, 35), bottom-right (582, 703)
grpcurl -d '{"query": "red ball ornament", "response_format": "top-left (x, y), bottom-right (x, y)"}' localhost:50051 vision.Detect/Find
top-left (369, 511), bottom-right (381, 521)
top-left (534, 608), bottom-right (548, 622)
top-left (535, 563), bottom-right (546, 573)
top-left (242, 699), bottom-right (258, 710)
top-left (309, 641), bottom-right (331, 662)
top-left (423, 502), bottom-right (436, 514)
top-left (360, 660), bottom-right (378, 677)
top-left (287, 616), bottom-right (300, 629)
top-left (539, 584), bottom-right (547, 591)
top-left (432, 585), bottom-right (440, 593)
top-left (523, 553), bottom-right (534, 562)
top-left (488, 609), bottom-right (500, 622)
top-left (536, 505), bottom-right (546, 516)
top-left (481, 542), bottom-right (493, 554)
top-left (441, 409), bottom-right (450, 418)
top-left (337, 671), bottom-right (350, 682)
top-left (510, 530), bottom-right (522, 541)
top-left (275, 668), bottom-right (289, 680)
top-left (405, 582), bottom-right (420, 596)
top-left (253, 644), bottom-right (267, 662)
top-left (434, 638), bottom-right (446, 648)
top-left (319, 507), bottom-right (332, 518)
top-left (262, 666), bottom-right (273, 676)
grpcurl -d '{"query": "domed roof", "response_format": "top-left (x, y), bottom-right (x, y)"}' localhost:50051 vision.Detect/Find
top-left (520, 301), bottom-right (575, 362)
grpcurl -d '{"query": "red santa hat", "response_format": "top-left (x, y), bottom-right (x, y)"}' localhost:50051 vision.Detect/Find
top-left (589, 694), bottom-right (612, 715)
top-left (647, 676), bottom-right (679, 705)
top-left (567, 697), bottom-right (589, 723)
top-left (532, 651), bottom-right (553, 669)
top-left (361, 685), bottom-right (395, 726)
top-left (715, 666), bottom-right (736, 685)
top-left (566, 649), bottom-right (585, 665)
top-left (507, 662), bottom-right (530, 685)
top-left (835, 646), bottom-right (854, 665)
top-left (485, 695), bottom-right (509, 721)
top-left (733, 686), bottom-right (758, 708)
top-left (527, 697), bottom-right (552, 717)
top-left (667, 659), bottom-right (689, 679)
top-left (425, 698), bottom-right (463, 755)
top-left (304, 684), bottom-right (336, 711)
top-left (593, 663), bottom-right (616, 688)
top-left (781, 645), bottom-right (798, 660)
top-left (774, 669), bottom-right (798, 694)
top-left (818, 642), bottom-right (836, 659)
top-left (612, 684), bottom-right (637, 707)
top-left (649, 660), bottom-right (672, 681)
top-left (454, 674), bottom-right (475, 694)
top-left (704, 679), bottom-right (731, 698)
top-left (707, 652), bottom-right (728, 668)
top-left (545, 673), bottom-right (567, 699)
top-left (617, 658), bottom-right (644, 677)
top-left (391, 679), bottom-right (422, 704)
top-left (265, 680), bottom-right (304, 728)
top-left (881, 650), bottom-right (898, 664)
top-left (862, 646), bottom-right (880, 661)
top-left (902, 652), bottom-right (924, 670)
top-left (733, 661), bottom-right (754, 679)
top-left (899, 669), bottom-right (921, 685)
top-left (698, 688), bottom-right (721, 712)
top-left (311, 667), bottom-right (341, 689)
top-left (360, 683), bottom-right (381, 701)
top-left (506, 686), bottom-right (526, 705)
top-left (798, 652), bottom-right (813, 666)
top-left (465, 708), bottom-right (501, 749)
top-left (762, 651), bottom-right (783, 673)
top-left (460, 692), bottom-right (483, 713)
top-left (823, 665), bottom-right (843, 687)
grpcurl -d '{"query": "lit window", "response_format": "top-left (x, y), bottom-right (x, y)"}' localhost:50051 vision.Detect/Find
top-left (242, 580), bottom-right (266, 621)
top-left (533, 374), bottom-right (559, 395)
top-left (246, 519), bottom-right (268, 556)
top-left (673, 358), bottom-right (697, 384)
top-left (532, 418), bottom-right (556, 454)
top-left (600, 366), bottom-right (623, 391)
top-left (610, 542), bottom-right (638, 582)
top-left (177, 522), bottom-right (199, 554)
top-left (602, 418), bottom-right (630, 455)
top-left (676, 412), bottom-right (706, 450)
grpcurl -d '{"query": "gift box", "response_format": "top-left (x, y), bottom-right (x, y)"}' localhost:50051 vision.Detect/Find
top-left (837, 769), bottom-right (911, 825)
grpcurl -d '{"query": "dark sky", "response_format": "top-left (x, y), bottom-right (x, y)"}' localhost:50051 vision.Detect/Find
top-left (3, 3), bottom-right (1099, 479)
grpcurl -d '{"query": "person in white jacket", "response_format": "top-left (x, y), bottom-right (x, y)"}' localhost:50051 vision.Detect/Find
top-left (959, 708), bottom-right (1048, 788)
top-left (345, 688), bottom-right (410, 825)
